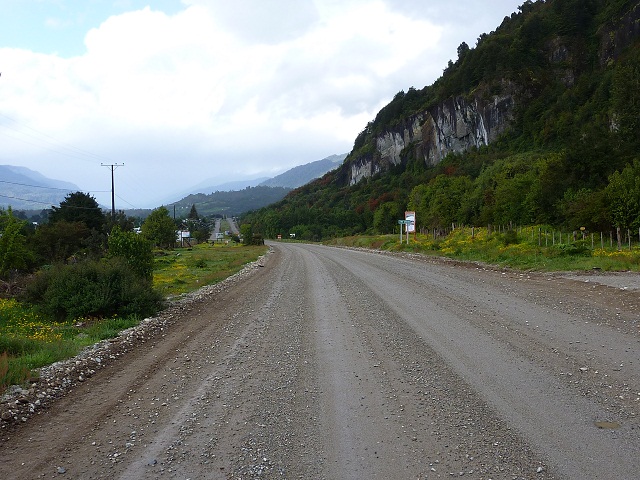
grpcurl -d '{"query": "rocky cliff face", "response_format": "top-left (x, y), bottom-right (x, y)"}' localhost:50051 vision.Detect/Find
top-left (349, 90), bottom-right (515, 185)
top-left (345, 3), bottom-right (640, 187)
top-left (599, 2), bottom-right (640, 65)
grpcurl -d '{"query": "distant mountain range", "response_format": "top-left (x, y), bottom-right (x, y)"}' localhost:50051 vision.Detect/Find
top-left (2, 154), bottom-right (347, 217)
top-left (0, 165), bottom-right (79, 211)
top-left (258, 154), bottom-right (346, 188)
top-left (166, 154), bottom-right (347, 217)
top-left (185, 153), bottom-right (346, 194)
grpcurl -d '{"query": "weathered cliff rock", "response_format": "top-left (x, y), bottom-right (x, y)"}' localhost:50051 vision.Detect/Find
top-left (599, 2), bottom-right (640, 65)
top-left (349, 91), bottom-right (514, 185)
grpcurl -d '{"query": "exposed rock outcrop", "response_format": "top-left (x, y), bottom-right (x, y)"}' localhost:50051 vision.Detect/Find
top-left (349, 91), bottom-right (514, 185)
top-left (599, 2), bottom-right (640, 65)
top-left (345, 3), bottom-right (640, 187)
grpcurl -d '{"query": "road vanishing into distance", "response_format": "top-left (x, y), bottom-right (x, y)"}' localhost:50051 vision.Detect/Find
top-left (1, 242), bottom-right (638, 479)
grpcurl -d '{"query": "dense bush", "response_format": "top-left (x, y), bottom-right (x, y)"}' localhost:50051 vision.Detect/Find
top-left (501, 229), bottom-right (519, 246)
top-left (0, 209), bottom-right (34, 277)
top-left (22, 258), bottom-right (162, 321)
top-left (550, 240), bottom-right (591, 257)
top-left (108, 226), bottom-right (154, 280)
top-left (141, 206), bottom-right (177, 248)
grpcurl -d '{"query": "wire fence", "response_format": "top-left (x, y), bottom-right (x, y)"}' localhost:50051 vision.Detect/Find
top-left (421, 224), bottom-right (640, 251)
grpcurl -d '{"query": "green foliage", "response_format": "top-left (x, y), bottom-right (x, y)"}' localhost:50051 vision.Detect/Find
top-left (153, 243), bottom-right (267, 296)
top-left (0, 295), bottom-right (143, 393)
top-left (549, 240), bottom-right (591, 257)
top-left (233, 220), bottom-right (263, 245)
top-left (191, 224), bottom-right (211, 243)
top-left (240, 223), bottom-right (253, 245)
top-left (22, 258), bottom-right (162, 321)
top-left (0, 209), bottom-right (34, 277)
top-left (108, 226), bottom-right (154, 280)
top-left (326, 227), bottom-right (640, 272)
top-left (173, 186), bottom-right (292, 217)
top-left (407, 174), bottom-right (474, 229)
top-left (242, 0), bottom-right (640, 241)
top-left (501, 229), bottom-right (519, 246)
top-left (373, 202), bottom-right (403, 234)
top-left (611, 46), bottom-right (640, 149)
top-left (107, 210), bottom-right (135, 233)
top-left (185, 216), bottom-right (211, 243)
top-left (49, 191), bottom-right (106, 232)
top-left (29, 220), bottom-right (93, 263)
top-left (31, 191), bottom-right (110, 263)
top-left (604, 160), bottom-right (640, 230)
top-left (141, 206), bottom-right (176, 248)
top-left (557, 188), bottom-right (608, 231)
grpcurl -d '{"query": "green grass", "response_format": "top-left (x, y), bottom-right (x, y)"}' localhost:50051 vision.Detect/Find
top-left (153, 242), bottom-right (268, 296)
top-left (1, 242), bottom-right (267, 393)
top-left (0, 297), bottom-right (142, 392)
top-left (326, 226), bottom-right (640, 272)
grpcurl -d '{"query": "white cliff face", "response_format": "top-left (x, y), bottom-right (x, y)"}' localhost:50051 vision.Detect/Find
top-left (349, 92), bottom-right (514, 185)
top-left (376, 117), bottom-right (423, 166)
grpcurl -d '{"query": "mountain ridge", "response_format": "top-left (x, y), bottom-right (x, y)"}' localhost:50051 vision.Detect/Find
top-left (2, 153), bottom-right (347, 216)
top-left (259, 154), bottom-right (346, 188)
top-left (243, 0), bottom-right (640, 240)
top-left (165, 153), bottom-right (348, 217)
top-left (0, 165), bottom-right (79, 211)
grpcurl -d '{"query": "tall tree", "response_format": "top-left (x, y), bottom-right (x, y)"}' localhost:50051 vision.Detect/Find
top-left (29, 220), bottom-right (91, 263)
top-left (188, 204), bottom-right (199, 220)
top-left (141, 206), bottom-right (176, 248)
top-left (49, 192), bottom-right (106, 232)
top-left (604, 161), bottom-right (640, 233)
top-left (0, 208), bottom-right (34, 277)
top-left (108, 226), bottom-right (154, 280)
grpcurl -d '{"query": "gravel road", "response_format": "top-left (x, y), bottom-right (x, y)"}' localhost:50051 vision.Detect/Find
top-left (1, 242), bottom-right (638, 479)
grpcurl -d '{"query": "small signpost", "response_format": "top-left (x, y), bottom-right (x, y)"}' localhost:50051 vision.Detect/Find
top-left (398, 211), bottom-right (416, 244)
top-left (398, 219), bottom-right (414, 244)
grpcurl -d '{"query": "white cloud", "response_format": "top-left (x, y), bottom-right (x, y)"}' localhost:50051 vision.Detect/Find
top-left (44, 17), bottom-right (73, 29)
top-left (0, 0), bottom-right (523, 208)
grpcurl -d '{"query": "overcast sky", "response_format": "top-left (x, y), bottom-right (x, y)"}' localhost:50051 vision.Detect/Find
top-left (0, 0), bottom-right (524, 208)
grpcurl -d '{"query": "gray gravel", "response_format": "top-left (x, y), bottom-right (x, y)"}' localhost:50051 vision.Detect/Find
top-left (0, 243), bottom-right (638, 480)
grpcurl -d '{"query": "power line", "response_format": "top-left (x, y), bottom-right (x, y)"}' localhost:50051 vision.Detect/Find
top-left (0, 179), bottom-right (76, 191)
top-left (0, 114), bottom-right (148, 210)
top-left (0, 193), bottom-right (106, 210)
top-left (0, 193), bottom-right (55, 206)
top-left (115, 193), bottom-right (138, 210)
top-left (0, 112), bottom-right (112, 163)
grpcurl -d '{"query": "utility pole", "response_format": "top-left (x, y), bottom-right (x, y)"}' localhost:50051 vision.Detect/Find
top-left (101, 163), bottom-right (124, 218)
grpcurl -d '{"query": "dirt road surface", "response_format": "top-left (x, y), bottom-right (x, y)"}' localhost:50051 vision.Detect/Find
top-left (1, 243), bottom-right (638, 479)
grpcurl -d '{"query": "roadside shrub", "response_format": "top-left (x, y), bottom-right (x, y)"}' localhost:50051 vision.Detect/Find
top-left (550, 240), bottom-right (591, 257)
top-left (501, 229), bottom-right (519, 246)
top-left (192, 258), bottom-right (207, 268)
top-left (22, 258), bottom-right (162, 321)
top-left (247, 234), bottom-right (264, 246)
top-left (108, 226), bottom-right (154, 280)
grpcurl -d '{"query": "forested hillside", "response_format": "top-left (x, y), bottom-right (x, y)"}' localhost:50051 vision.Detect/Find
top-left (171, 186), bottom-right (292, 218)
top-left (243, 0), bottom-right (640, 241)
